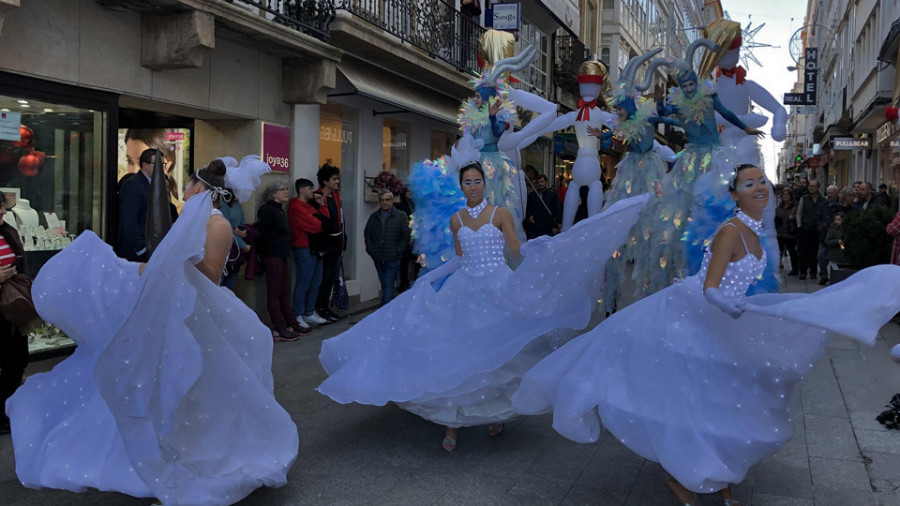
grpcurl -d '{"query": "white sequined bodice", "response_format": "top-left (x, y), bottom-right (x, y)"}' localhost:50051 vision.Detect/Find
top-left (694, 229), bottom-right (767, 302)
top-left (458, 219), bottom-right (507, 276)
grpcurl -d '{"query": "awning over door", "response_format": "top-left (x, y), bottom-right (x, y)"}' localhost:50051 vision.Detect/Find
top-left (336, 59), bottom-right (462, 126)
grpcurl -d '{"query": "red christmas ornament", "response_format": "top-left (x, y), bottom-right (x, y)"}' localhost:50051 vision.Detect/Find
top-left (18, 150), bottom-right (45, 176)
top-left (11, 125), bottom-right (34, 149)
top-left (886, 106), bottom-right (899, 123)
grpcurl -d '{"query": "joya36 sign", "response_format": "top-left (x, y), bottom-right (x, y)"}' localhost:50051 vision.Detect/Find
top-left (262, 123), bottom-right (291, 173)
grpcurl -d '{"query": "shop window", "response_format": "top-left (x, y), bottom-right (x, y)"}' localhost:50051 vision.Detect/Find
top-left (319, 103), bottom-right (358, 279)
top-left (0, 93), bottom-right (107, 354)
top-left (382, 118), bottom-right (411, 184)
top-left (430, 130), bottom-right (454, 160)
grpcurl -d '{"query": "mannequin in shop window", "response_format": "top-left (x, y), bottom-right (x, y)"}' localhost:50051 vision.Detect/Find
top-left (10, 198), bottom-right (39, 229)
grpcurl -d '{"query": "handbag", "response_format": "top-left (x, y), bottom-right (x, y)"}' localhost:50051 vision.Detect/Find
top-left (0, 273), bottom-right (38, 325)
top-left (330, 259), bottom-right (349, 310)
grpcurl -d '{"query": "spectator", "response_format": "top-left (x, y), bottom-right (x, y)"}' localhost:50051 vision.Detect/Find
top-left (817, 184), bottom-right (840, 285)
top-left (855, 181), bottom-right (890, 210)
top-left (796, 179), bottom-right (826, 280)
top-left (0, 196), bottom-right (29, 434)
top-left (838, 185), bottom-right (856, 215)
top-left (792, 176), bottom-right (809, 202)
top-left (396, 187), bottom-right (418, 292)
top-left (219, 189), bottom-right (250, 291)
top-left (852, 181), bottom-right (862, 206)
top-left (887, 208), bottom-right (900, 266)
top-left (117, 148), bottom-right (160, 261)
top-left (525, 174), bottom-right (562, 238)
top-left (460, 0), bottom-right (481, 19)
top-left (774, 183), bottom-right (785, 206)
top-left (879, 183), bottom-right (890, 198)
top-left (289, 178), bottom-right (330, 327)
top-left (364, 189), bottom-right (411, 306)
top-left (775, 188), bottom-right (799, 275)
top-left (824, 212), bottom-right (846, 282)
top-left (557, 178), bottom-right (568, 204)
top-left (315, 164), bottom-right (345, 322)
top-left (258, 180), bottom-right (309, 341)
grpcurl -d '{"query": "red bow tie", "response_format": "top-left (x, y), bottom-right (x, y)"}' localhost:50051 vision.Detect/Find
top-left (717, 66), bottom-right (747, 85)
top-left (577, 98), bottom-right (597, 121)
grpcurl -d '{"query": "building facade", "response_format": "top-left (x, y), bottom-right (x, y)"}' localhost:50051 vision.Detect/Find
top-left (0, 0), bottom-right (604, 350)
top-left (783, 0), bottom-right (900, 195)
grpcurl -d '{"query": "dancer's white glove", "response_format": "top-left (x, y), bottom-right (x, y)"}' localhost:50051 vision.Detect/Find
top-left (704, 287), bottom-right (744, 319)
top-left (415, 256), bottom-right (461, 288)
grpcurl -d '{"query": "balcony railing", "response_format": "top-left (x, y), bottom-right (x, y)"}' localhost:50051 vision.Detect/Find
top-left (225, 0), bottom-right (336, 41)
top-left (334, 0), bottom-right (485, 74)
top-left (554, 35), bottom-right (591, 92)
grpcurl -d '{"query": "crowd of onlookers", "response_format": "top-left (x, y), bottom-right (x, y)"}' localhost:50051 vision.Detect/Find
top-left (774, 177), bottom-right (896, 285)
top-left (114, 148), bottom-right (900, 342)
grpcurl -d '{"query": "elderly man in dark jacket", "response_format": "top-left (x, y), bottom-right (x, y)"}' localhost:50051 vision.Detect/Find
top-left (364, 189), bottom-right (411, 306)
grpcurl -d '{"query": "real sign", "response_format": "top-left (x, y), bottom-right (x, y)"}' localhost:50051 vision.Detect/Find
top-left (492, 3), bottom-right (520, 31)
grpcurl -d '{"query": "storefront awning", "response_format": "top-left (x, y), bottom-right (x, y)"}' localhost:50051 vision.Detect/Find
top-left (336, 60), bottom-right (461, 126)
top-left (879, 17), bottom-right (900, 63)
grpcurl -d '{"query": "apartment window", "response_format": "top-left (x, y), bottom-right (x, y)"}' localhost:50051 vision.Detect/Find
top-left (601, 47), bottom-right (611, 65)
top-left (514, 18), bottom-right (549, 95)
top-left (603, 0), bottom-right (614, 8)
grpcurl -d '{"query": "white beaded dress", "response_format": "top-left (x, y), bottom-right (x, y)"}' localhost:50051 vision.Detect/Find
top-left (513, 221), bottom-right (900, 493)
top-left (318, 195), bottom-right (649, 428)
top-left (6, 191), bottom-right (299, 505)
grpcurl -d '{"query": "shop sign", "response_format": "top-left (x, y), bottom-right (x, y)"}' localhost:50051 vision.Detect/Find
top-left (262, 123), bottom-right (291, 173)
top-left (491, 3), bottom-right (520, 31)
top-left (803, 47), bottom-right (818, 105)
top-left (0, 111), bottom-right (22, 141)
top-left (833, 136), bottom-right (872, 150)
top-left (877, 120), bottom-right (899, 145)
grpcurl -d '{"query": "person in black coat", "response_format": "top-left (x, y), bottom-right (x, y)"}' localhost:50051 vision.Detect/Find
top-left (116, 149), bottom-right (155, 261)
top-left (364, 190), bottom-right (411, 306)
top-left (524, 174), bottom-right (561, 238)
top-left (258, 181), bottom-right (307, 341)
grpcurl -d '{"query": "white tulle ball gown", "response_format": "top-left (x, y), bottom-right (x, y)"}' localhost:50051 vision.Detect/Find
top-left (318, 195), bottom-right (650, 428)
top-left (513, 224), bottom-right (900, 493)
top-left (5, 192), bottom-right (299, 505)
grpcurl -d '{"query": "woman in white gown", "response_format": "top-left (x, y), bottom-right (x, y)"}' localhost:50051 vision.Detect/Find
top-left (6, 157), bottom-right (298, 505)
top-left (513, 164), bottom-right (900, 505)
top-left (318, 161), bottom-right (649, 452)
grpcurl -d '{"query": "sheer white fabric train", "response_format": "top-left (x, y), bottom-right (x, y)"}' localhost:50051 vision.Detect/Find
top-left (6, 191), bottom-right (298, 505)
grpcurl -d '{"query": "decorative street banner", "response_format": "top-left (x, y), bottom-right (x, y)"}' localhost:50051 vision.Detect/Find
top-left (262, 123), bottom-right (291, 173)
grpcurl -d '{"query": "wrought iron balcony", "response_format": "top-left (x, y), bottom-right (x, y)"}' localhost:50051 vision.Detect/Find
top-left (224, 0), bottom-right (336, 41)
top-left (554, 34), bottom-right (591, 92)
top-left (334, 0), bottom-right (486, 74)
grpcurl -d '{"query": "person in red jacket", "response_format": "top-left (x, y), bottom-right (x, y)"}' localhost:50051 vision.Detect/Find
top-left (290, 178), bottom-right (331, 327)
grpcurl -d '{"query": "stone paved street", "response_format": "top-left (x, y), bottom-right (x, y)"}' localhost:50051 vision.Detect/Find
top-left (2, 274), bottom-right (900, 505)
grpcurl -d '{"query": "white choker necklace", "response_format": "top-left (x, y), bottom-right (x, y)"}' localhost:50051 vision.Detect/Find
top-left (735, 208), bottom-right (764, 236)
top-left (466, 200), bottom-right (487, 219)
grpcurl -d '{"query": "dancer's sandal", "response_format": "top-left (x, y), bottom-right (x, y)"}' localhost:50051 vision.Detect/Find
top-left (487, 423), bottom-right (505, 436)
top-left (664, 479), bottom-right (697, 506)
top-left (441, 434), bottom-right (457, 452)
